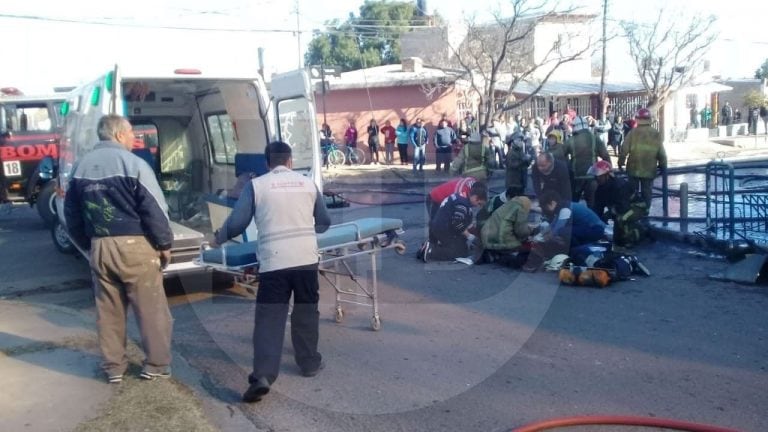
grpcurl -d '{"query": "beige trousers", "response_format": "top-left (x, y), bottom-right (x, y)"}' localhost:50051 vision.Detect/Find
top-left (90, 236), bottom-right (173, 376)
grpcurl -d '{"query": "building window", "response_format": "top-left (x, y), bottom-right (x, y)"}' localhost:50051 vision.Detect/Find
top-left (686, 94), bottom-right (698, 109)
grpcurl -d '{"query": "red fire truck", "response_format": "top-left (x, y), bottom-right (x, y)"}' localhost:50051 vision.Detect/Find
top-left (0, 94), bottom-right (65, 225)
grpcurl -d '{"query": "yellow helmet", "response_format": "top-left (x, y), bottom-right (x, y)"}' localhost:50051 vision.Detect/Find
top-left (546, 129), bottom-right (563, 145)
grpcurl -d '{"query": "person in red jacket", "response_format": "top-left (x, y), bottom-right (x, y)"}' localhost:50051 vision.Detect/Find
top-left (425, 176), bottom-right (477, 222)
top-left (380, 120), bottom-right (396, 165)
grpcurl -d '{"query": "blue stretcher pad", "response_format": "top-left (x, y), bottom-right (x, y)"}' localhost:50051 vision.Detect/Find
top-left (201, 218), bottom-right (403, 268)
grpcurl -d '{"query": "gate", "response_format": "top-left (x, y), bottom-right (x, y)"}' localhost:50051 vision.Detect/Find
top-left (705, 161), bottom-right (768, 244)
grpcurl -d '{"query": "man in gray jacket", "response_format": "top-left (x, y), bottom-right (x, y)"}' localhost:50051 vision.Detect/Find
top-left (64, 115), bottom-right (173, 384)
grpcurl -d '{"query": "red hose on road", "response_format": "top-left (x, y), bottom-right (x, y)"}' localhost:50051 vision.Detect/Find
top-left (512, 415), bottom-right (741, 432)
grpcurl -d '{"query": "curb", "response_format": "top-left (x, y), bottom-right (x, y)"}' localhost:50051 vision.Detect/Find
top-left (0, 299), bottom-right (248, 432)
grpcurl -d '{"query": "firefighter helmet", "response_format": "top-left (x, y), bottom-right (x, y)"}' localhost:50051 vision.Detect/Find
top-left (546, 129), bottom-right (563, 145)
top-left (636, 108), bottom-right (652, 120)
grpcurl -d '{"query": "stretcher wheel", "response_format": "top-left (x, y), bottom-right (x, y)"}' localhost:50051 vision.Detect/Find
top-left (371, 316), bottom-right (381, 331)
top-left (357, 242), bottom-right (371, 251)
top-left (393, 240), bottom-right (406, 255)
top-left (334, 307), bottom-right (344, 323)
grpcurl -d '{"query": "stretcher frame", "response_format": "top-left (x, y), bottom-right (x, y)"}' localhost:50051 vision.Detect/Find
top-left (194, 221), bottom-right (406, 331)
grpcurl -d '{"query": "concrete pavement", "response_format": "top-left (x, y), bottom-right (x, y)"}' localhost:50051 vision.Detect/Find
top-left (0, 300), bottom-right (238, 432)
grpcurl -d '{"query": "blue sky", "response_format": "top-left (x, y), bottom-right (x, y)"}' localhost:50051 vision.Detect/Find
top-left (1, 0), bottom-right (765, 93)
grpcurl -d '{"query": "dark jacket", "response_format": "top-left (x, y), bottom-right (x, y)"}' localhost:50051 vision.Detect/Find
top-left (593, 175), bottom-right (634, 222)
top-left (532, 159), bottom-right (572, 202)
top-left (563, 130), bottom-right (610, 180)
top-left (434, 126), bottom-right (457, 149)
top-left (430, 193), bottom-right (472, 237)
top-left (64, 141), bottom-right (172, 251)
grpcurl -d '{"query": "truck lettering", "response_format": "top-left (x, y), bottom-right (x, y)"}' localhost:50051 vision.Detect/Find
top-left (0, 144), bottom-right (59, 161)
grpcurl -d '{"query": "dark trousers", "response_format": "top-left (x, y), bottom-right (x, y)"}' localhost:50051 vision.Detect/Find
top-left (397, 143), bottom-right (409, 164)
top-left (571, 224), bottom-right (605, 247)
top-left (629, 177), bottom-right (654, 210)
top-left (425, 196), bottom-right (440, 223)
top-left (428, 229), bottom-right (468, 261)
top-left (573, 178), bottom-right (597, 209)
top-left (435, 148), bottom-right (452, 171)
top-left (251, 266), bottom-right (322, 384)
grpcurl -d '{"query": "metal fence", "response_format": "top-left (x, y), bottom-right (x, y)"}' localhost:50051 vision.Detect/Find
top-left (705, 161), bottom-right (768, 244)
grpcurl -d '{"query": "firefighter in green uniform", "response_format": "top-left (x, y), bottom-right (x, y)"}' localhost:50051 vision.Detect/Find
top-left (563, 116), bottom-right (611, 209)
top-left (618, 108), bottom-right (667, 210)
top-left (450, 131), bottom-right (493, 182)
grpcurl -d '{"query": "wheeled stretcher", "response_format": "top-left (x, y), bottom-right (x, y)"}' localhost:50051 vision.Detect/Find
top-left (196, 218), bottom-right (406, 330)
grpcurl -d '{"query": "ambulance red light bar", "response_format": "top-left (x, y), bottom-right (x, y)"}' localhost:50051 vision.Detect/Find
top-left (173, 68), bottom-right (202, 75)
top-left (1, 87), bottom-right (24, 96)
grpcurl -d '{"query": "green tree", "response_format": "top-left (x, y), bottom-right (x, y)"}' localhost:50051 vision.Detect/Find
top-left (744, 90), bottom-right (767, 108)
top-left (755, 58), bottom-right (768, 80)
top-left (304, 0), bottom-right (424, 71)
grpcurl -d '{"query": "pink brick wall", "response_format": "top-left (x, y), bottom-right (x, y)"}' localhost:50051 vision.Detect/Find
top-left (315, 84), bottom-right (459, 163)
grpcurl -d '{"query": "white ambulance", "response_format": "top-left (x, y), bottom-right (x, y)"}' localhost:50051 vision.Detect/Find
top-left (51, 65), bottom-right (322, 275)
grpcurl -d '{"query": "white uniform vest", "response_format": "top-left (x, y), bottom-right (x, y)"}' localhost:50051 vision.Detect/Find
top-left (251, 166), bottom-right (320, 272)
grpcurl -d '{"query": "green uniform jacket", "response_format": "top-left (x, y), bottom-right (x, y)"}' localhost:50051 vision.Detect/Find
top-left (618, 124), bottom-right (667, 179)
top-left (451, 141), bottom-right (491, 181)
top-left (563, 131), bottom-right (610, 180)
top-left (480, 197), bottom-right (531, 251)
top-left (504, 143), bottom-right (528, 193)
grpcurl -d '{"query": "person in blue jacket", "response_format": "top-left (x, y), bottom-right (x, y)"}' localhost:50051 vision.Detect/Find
top-left (410, 118), bottom-right (429, 173)
top-left (524, 189), bottom-right (606, 272)
top-left (395, 118), bottom-right (410, 164)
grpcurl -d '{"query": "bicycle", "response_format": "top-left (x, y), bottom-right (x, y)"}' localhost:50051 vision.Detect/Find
top-left (343, 143), bottom-right (366, 166)
top-left (322, 140), bottom-right (367, 167)
top-left (321, 139), bottom-right (346, 167)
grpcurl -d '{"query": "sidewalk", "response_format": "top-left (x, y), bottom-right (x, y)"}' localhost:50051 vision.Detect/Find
top-left (322, 137), bottom-right (768, 188)
top-left (0, 300), bottom-right (246, 432)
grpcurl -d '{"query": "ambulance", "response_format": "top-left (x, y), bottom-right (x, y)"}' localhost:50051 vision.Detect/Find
top-left (51, 66), bottom-right (322, 275)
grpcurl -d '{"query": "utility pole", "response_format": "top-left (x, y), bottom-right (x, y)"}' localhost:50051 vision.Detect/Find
top-left (295, 0), bottom-right (303, 69)
top-left (599, 0), bottom-right (608, 117)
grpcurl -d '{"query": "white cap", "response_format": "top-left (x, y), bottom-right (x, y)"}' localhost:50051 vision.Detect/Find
top-left (571, 116), bottom-right (589, 133)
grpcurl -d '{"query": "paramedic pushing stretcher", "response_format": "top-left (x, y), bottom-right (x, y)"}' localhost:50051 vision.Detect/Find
top-left (213, 141), bottom-right (331, 403)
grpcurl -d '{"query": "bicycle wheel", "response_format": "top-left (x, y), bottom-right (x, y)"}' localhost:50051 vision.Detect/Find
top-left (328, 149), bottom-right (345, 167)
top-left (349, 147), bottom-right (366, 165)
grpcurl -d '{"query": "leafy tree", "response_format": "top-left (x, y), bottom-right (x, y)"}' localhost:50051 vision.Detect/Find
top-left (744, 90), bottom-right (767, 108)
top-left (755, 58), bottom-right (768, 80)
top-left (305, 1), bottom-right (423, 71)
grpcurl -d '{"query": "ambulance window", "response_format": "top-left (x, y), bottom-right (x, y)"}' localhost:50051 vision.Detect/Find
top-left (207, 113), bottom-right (237, 164)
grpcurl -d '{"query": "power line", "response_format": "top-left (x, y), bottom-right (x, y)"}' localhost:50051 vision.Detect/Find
top-left (0, 13), bottom-right (306, 33)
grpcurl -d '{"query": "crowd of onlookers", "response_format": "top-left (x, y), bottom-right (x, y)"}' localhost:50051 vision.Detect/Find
top-left (318, 105), bottom-right (649, 172)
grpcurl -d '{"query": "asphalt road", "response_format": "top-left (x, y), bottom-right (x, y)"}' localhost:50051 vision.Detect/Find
top-left (1, 202), bottom-right (767, 432)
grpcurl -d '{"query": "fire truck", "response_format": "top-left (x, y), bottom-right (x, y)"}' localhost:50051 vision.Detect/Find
top-left (0, 94), bottom-right (66, 226)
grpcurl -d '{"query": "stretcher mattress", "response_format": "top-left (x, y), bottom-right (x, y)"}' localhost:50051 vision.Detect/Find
top-left (201, 217), bottom-right (403, 267)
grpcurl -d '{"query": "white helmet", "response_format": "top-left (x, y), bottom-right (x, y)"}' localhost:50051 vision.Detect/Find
top-left (544, 254), bottom-right (571, 271)
top-left (571, 116), bottom-right (589, 133)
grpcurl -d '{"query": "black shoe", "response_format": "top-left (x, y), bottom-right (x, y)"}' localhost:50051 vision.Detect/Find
top-left (301, 361), bottom-right (325, 378)
top-left (242, 376), bottom-right (270, 403)
top-left (422, 241), bottom-right (432, 263)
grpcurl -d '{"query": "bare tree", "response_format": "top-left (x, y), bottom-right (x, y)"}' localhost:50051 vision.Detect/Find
top-left (621, 10), bottom-right (717, 114)
top-left (448, 0), bottom-right (594, 129)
